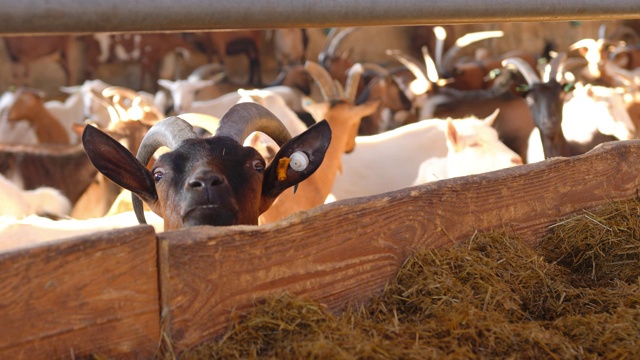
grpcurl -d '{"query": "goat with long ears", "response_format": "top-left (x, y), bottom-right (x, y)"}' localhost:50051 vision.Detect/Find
top-left (82, 102), bottom-right (331, 230)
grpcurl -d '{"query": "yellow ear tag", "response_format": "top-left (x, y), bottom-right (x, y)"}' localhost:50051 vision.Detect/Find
top-left (277, 157), bottom-right (290, 181)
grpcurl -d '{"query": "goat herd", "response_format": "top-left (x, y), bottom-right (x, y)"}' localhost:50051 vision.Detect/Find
top-left (1, 22), bottom-right (639, 241)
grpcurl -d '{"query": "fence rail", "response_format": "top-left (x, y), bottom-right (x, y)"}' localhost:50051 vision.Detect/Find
top-left (0, 0), bottom-right (639, 35)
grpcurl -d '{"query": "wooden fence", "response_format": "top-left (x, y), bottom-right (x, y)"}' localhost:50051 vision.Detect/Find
top-left (2, 140), bottom-right (640, 357)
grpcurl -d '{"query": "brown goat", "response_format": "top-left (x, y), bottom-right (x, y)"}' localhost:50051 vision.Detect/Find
top-left (259, 61), bottom-right (380, 224)
top-left (2, 35), bottom-right (74, 86)
top-left (318, 28), bottom-right (358, 89)
top-left (7, 88), bottom-right (71, 144)
top-left (356, 64), bottom-right (413, 135)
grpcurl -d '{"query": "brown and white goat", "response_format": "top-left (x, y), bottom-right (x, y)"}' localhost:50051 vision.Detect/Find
top-left (0, 143), bottom-right (97, 206)
top-left (6, 88), bottom-right (71, 144)
top-left (258, 61), bottom-right (380, 224)
top-left (82, 102), bottom-right (331, 230)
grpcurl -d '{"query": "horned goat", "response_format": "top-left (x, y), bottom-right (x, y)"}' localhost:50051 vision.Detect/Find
top-left (503, 54), bottom-right (635, 163)
top-left (82, 102), bottom-right (331, 229)
top-left (389, 46), bottom-right (535, 161)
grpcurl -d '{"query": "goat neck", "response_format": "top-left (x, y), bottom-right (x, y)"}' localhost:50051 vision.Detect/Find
top-left (7, 89), bottom-right (70, 144)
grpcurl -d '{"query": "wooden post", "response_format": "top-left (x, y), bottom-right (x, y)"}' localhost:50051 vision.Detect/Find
top-left (0, 225), bottom-right (160, 359)
top-left (159, 140), bottom-right (640, 353)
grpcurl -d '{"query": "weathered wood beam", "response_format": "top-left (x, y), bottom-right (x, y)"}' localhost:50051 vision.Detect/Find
top-left (0, 0), bottom-right (638, 35)
top-left (0, 225), bottom-right (160, 359)
top-left (159, 139), bottom-right (640, 352)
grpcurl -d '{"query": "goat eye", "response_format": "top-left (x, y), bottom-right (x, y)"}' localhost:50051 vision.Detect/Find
top-left (153, 168), bottom-right (165, 182)
top-left (252, 159), bottom-right (265, 173)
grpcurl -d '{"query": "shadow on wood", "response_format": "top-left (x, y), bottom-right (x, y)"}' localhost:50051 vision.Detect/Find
top-left (158, 139), bottom-right (640, 353)
top-left (0, 225), bottom-right (159, 359)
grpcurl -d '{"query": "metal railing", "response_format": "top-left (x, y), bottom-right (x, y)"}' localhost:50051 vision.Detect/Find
top-left (0, 0), bottom-right (639, 35)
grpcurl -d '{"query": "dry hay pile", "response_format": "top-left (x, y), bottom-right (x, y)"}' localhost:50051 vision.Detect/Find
top-left (180, 198), bottom-right (640, 359)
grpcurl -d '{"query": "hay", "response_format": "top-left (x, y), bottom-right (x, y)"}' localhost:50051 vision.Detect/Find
top-left (179, 198), bottom-right (640, 360)
top-left (538, 198), bottom-right (640, 285)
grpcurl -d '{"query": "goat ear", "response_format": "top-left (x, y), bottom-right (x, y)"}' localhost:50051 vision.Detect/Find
top-left (82, 125), bottom-right (158, 204)
top-left (445, 119), bottom-right (461, 151)
top-left (260, 120), bottom-right (332, 212)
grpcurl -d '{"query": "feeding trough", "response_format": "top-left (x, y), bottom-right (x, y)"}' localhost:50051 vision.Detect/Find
top-left (2, 140), bottom-right (640, 358)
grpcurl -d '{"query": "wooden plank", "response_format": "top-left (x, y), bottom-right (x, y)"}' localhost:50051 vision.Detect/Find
top-left (159, 140), bottom-right (640, 352)
top-left (0, 225), bottom-right (160, 359)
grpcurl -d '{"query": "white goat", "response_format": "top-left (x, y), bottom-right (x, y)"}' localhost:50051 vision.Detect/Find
top-left (412, 111), bottom-right (523, 184)
top-left (328, 110), bottom-right (522, 201)
top-left (0, 173), bottom-right (71, 219)
top-left (159, 68), bottom-right (309, 118)
top-left (58, 79), bottom-right (113, 128)
top-left (0, 211), bottom-right (164, 247)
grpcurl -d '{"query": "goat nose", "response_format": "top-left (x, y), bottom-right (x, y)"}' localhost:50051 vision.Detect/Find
top-left (188, 170), bottom-right (225, 189)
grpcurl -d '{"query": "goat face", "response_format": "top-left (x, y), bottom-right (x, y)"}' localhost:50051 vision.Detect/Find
top-left (151, 137), bottom-right (265, 228)
top-left (523, 81), bottom-right (569, 157)
top-left (82, 118), bottom-right (331, 230)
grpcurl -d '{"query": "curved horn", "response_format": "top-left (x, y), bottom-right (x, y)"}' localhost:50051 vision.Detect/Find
top-left (502, 57), bottom-right (541, 85)
top-left (215, 102), bottom-right (292, 147)
top-left (422, 46), bottom-right (440, 84)
top-left (102, 86), bottom-right (140, 101)
top-left (606, 25), bottom-right (640, 43)
top-left (188, 62), bottom-right (226, 81)
top-left (176, 113), bottom-right (221, 135)
top-left (598, 23), bottom-right (608, 40)
top-left (387, 49), bottom-right (430, 95)
top-left (133, 116), bottom-right (199, 224)
top-left (344, 63), bottom-right (363, 102)
top-left (319, 27), bottom-right (356, 64)
top-left (135, 116), bottom-right (198, 167)
top-left (305, 60), bottom-right (339, 100)
top-left (442, 30), bottom-right (504, 73)
top-left (433, 26), bottom-right (447, 73)
top-left (545, 52), bottom-right (567, 83)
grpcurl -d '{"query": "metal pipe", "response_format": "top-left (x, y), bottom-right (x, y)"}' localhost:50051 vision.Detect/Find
top-left (0, 0), bottom-right (638, 35)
